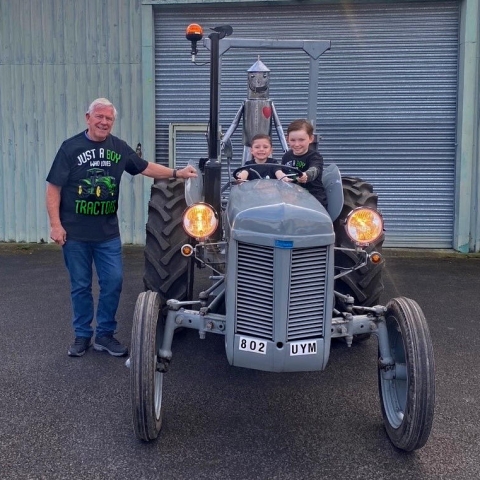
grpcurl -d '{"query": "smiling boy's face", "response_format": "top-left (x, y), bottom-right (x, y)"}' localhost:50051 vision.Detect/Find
top-left (251, 138), bottom-right (272, 163)
top-left (287, 129), bottom-right (314, 156)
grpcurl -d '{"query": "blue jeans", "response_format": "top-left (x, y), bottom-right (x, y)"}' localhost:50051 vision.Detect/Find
top-left (62, 237), bottom-right (123, 338)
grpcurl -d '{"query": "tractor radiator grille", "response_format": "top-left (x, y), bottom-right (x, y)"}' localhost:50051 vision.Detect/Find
top-left (236, 243), bottom-right (275, 339)
top-left (235, 242), bottom-right (327, 341)
top-left (287, 247), bottom-right (327, 341)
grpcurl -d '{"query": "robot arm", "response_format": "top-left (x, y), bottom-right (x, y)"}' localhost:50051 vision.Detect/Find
top-left (221, 103), bottom-right (244, 146)
top-left (272, 103), bottom-right (288, 153)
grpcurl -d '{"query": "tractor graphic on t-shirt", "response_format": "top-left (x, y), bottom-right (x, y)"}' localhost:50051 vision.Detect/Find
top-left (77, 168), bottom-right (117, 200)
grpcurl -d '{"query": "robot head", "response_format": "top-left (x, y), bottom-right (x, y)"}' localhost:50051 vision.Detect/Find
top-left (247, 57), bottom-right (270, 99)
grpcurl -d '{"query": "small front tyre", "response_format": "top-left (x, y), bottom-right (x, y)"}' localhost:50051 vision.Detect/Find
top-left (378, 297), bottom-right (435, 451)
top-left (130, 290), bottom-right (164, 441)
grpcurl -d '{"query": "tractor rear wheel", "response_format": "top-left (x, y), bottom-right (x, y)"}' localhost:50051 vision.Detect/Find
top-left (97, 184), bottom-right (110, 200)
top-left (143, 180), bottom-right (193, 303)
top-left (334, 177), bottom-right (385, 308)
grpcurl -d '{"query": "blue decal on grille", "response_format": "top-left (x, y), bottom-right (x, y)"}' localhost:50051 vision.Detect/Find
top-left (275, 240), bottom-right (293, 249)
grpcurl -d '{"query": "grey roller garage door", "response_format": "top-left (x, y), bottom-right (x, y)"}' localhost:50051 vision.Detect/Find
top-left (154, 1), bottom-right (459, 248)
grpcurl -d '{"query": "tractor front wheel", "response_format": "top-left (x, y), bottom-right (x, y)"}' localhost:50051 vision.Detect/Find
top-left (130, 290), bottom-right (164, 442)
top-left (378, 297), bottom-right (435, 451)
top-left (78, 185), bottom-right (89, 199)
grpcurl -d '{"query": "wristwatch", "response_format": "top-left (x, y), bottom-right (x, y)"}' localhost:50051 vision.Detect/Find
top-left (172, 169), bottom-right (177, 179)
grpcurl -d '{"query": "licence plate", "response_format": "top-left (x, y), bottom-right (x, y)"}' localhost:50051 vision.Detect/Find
top-left (290, 340), bottom-right (317, 356)
top-left (238, 336), bottom-right (267, 355)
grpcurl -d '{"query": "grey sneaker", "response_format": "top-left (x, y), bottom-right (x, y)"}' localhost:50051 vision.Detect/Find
top-left (68, 337), bottom-right (91, 357)
top-left (93, 335), bottom-right (128, 357)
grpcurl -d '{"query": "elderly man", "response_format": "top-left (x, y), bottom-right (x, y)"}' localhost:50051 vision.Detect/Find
top-left (46, 98), bottom-right (197, 357)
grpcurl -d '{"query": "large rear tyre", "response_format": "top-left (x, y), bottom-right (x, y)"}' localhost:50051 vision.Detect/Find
top-left (143, 180), bottom-right (193, 303)
top-left (130, 290), bottom-right (164, 442)
top-left (378, 297), bottom-right (435, 451)
top-left (334, 177), bottom-right (385, 307)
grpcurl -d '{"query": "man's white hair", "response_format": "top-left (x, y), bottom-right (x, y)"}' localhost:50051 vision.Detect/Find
top-left (87, 98), bottom-right (118, 119)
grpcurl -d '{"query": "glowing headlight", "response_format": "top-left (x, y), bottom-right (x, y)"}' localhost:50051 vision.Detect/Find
top-left (183, 203), bottom-right (218, 240)
top-left (345, 207), bottom-right (384, 246)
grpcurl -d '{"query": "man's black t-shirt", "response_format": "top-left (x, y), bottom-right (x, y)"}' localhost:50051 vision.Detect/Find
top-left (46, 131), bottom-right (149, 242)
top-left (281, 149), bottom-right (327, 207)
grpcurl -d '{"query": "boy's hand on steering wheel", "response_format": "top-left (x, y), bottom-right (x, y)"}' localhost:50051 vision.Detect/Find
top-left (235, 171), bottom-right (248, 183)
top-left (297, 172), bottom-right (308, 184)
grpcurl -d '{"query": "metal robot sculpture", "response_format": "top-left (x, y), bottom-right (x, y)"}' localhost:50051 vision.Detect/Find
top-left (221, 58), bottom-right (289, 165)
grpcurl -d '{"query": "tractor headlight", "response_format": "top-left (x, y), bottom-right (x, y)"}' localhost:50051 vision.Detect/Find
top-left (345, 207), bottom-right (384, 246)
top-left (183, 203), bottom-right (218, 240)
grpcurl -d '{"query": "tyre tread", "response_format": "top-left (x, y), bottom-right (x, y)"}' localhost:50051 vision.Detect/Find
top-left (143, 180), bottom-right (192, 302)
top-left (334, 177), bottom-right (385, 307)
top-left (130, 291), bottom-right (163, 442)
top-left (379, 296), bottom-right (435, 451)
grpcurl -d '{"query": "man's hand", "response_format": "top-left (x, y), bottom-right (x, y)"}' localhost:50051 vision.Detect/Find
top-left (46, 183), bottom-right (65, 245)
top-left (141, 162), bottom-right (198, 180)
top-left (177, 165), bottom-right (198, 179)
top-left (50, 225), bottom-right (67, 246)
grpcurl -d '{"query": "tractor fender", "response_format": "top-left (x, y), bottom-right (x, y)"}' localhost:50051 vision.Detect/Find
top-left (185, 160), bottom-right (204, 206)
top-left (322, 163), bottom-right (343, 222)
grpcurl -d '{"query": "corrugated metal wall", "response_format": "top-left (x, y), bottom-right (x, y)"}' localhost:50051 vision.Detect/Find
top-left (0, 0), bottom-right (149, 244)
top-left (153, 1), bottom-right (459, 248)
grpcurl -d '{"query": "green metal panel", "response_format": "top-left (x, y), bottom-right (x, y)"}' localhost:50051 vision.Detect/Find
top-left (0, 0), bottom-right (147, 244)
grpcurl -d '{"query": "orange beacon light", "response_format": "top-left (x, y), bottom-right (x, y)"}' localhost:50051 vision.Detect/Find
top-left (186, 24), bottom-right (204, 61)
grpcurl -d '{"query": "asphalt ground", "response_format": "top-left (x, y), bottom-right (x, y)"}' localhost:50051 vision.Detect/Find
top-left (0, 243), bottom-right (479, 480)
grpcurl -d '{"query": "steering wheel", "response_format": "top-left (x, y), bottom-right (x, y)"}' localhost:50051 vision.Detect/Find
top-left (277, 165), bottom-right (304, 181)
top-left (232, 164), bottom-right (304, 181)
